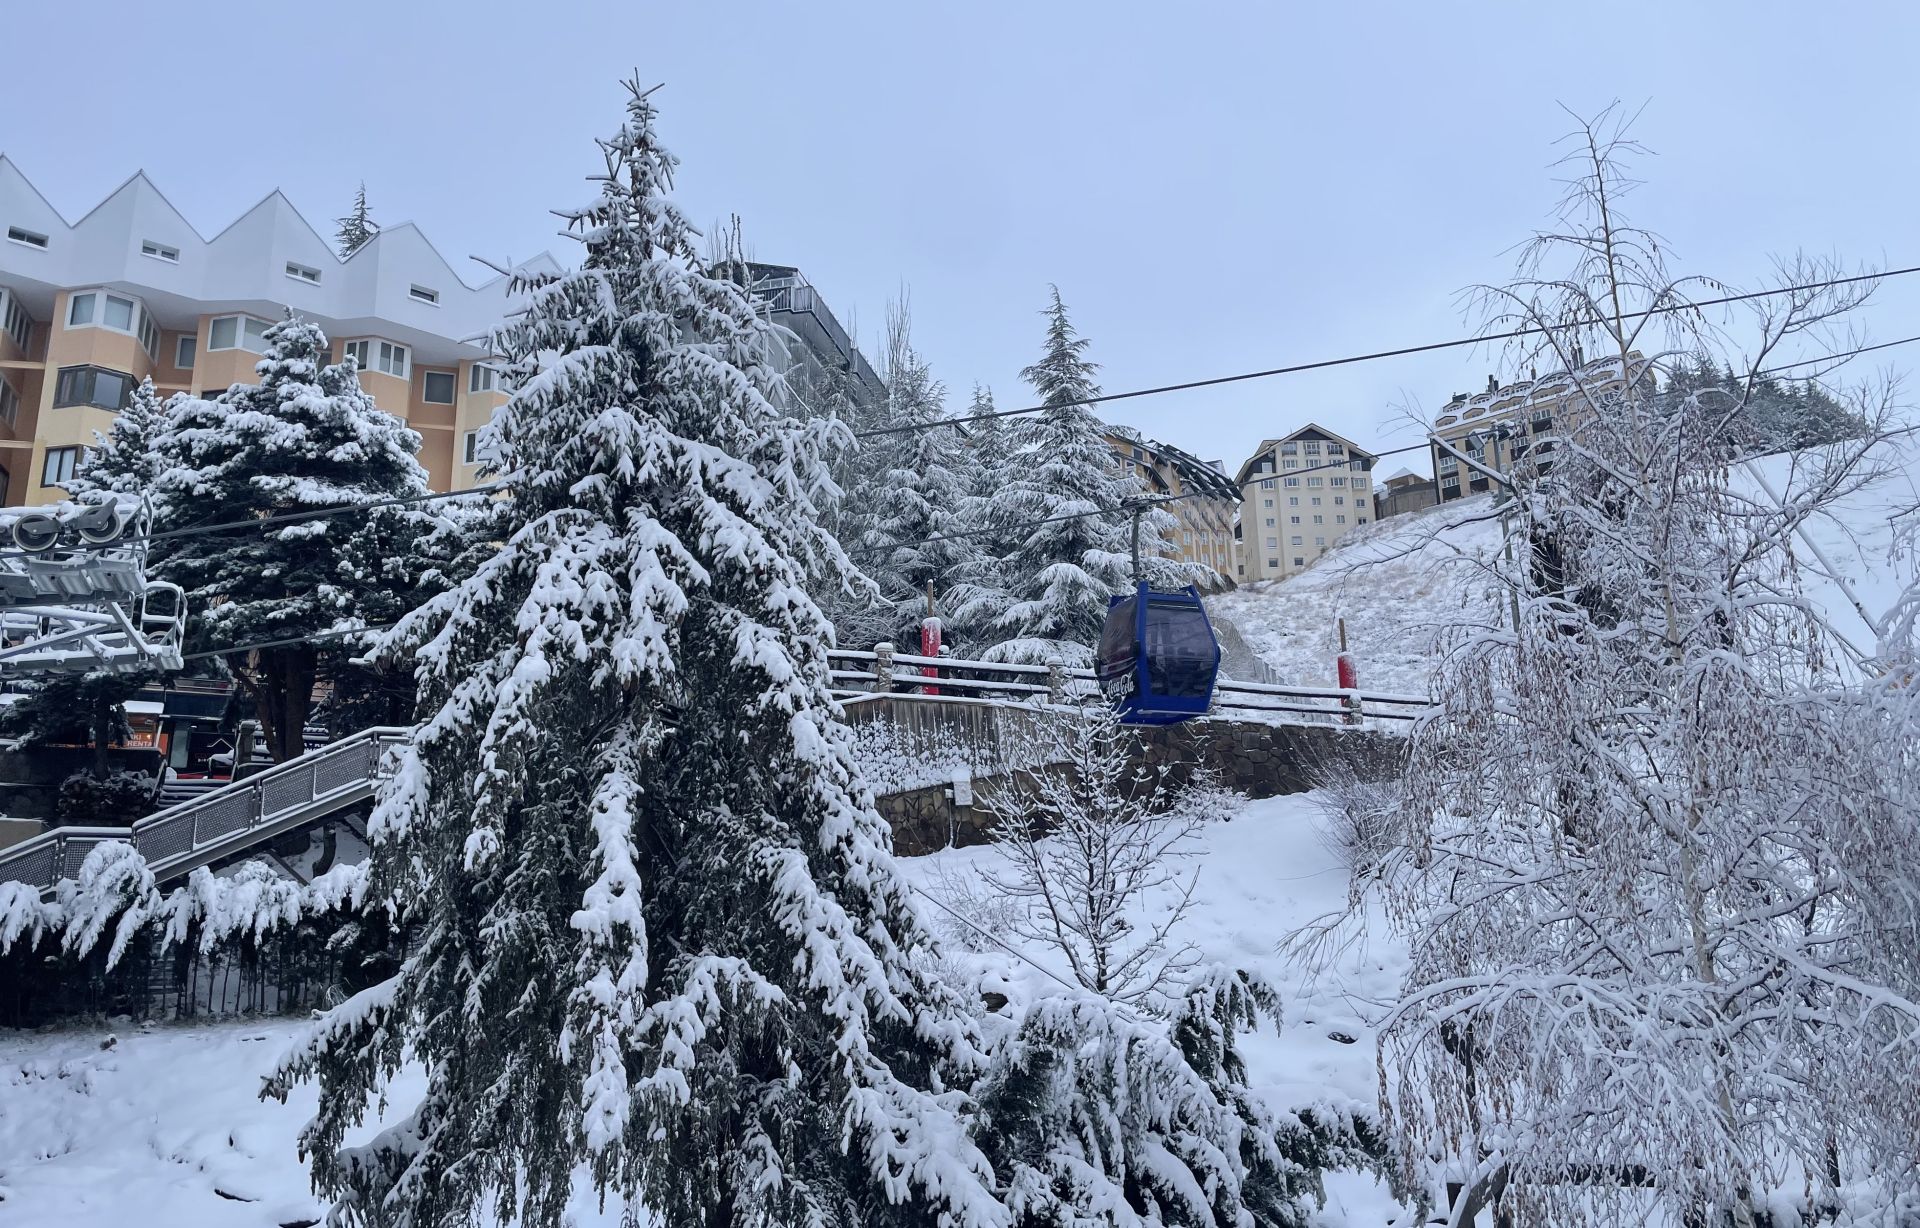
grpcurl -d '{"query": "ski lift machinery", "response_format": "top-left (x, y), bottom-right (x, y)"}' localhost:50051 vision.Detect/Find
top-left (0, 495), bottom-right (185, 677)
top-left (1093, 501), bottom-right (1221, 725)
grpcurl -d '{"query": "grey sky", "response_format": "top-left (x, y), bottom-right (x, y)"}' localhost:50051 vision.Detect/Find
top-left (5, 0), bottom-right (1917, 477)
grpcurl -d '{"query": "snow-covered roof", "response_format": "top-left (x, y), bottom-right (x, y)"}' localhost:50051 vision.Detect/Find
top-left (0, 155), bottom-right (561, 364)
top-left (1434, 350), bottom-right (1652, 431)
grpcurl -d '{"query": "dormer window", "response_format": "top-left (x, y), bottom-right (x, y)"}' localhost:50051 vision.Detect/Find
top-left (408, 284), bottom-right (440, 306)
top-left (141, 240), bottom-right (180, 263)
top-left (286, 261), bottom-right (322, 285)
top-left (6, 226), bottom-right (47, 250)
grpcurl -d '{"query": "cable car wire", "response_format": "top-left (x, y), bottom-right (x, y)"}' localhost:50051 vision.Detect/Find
top-left (853, 264), bottom-right (1920, 440)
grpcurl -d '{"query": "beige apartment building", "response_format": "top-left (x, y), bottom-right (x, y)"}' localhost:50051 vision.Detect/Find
top-left (1233, 425), bottom-right (1377, 582)
top-left (1430, 349), bottom-right (1650, 502)
top-left (0, 158), bottom-right (560, 506)
top-left (1105, 430), bottom-right (1240, 585)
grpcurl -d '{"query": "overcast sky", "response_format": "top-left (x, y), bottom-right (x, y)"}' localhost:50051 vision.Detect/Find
top-left (5, 1), bottom-right (1917, 477)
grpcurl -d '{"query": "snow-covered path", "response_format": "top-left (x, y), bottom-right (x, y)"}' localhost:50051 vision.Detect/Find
top-left (0, 794), bottom-right (1409, 1227)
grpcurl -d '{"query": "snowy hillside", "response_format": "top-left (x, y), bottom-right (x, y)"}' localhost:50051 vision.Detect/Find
top-left (0, 795), bottom-right (1411, 1228)
top-left (1214, 437), bottom-right (1920, 695)
top-left (1213, 495), bottom-right (1507, 695)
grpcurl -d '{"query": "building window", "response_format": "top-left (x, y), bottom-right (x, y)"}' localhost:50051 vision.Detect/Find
top-left (53, 365), bottom-right (132, 411)
top-left (1284, 477), bottom-right (1299, 488)
top-left (1, 290), bottom-right (32, 350)
top-left (1288, 496), bottom-right (1298, 506)
top-left (1290, 535), bottom-right (1302, 546)
top-left (1279, 443), bottom-right (1297, 455)
top-left (470, 364), bottom-right (501, 394)
top-left (208, 315), bottom-right (271, 353)
top-left (1265, 537), bottom-right (1278, 549)
top-left (347, 339), bottom-right (410, 378)
top-left (286, 261), bottom-right (322, 285)
top-left (0, 463), bottom-right (9, 507)
top-left (1315, 537), bottom-right (1326, 547)
top-left (42, 445), bottom-right (83, 487)
top-left (1307, 477), bottom-right (1322, 488)
top-left (463, 431), bottom-right (479, 464)
top-left (175, 335), bottom-right (196, 369)
top-left (6, 226), bottom-right (48, 250)
top-left (141, 240), bottom-right (180, 263)
top-left (1264, 517), bottom-right (1275, 527)
top-left (1292, 557), bottom-right (1303, 568)
top-left (0, 376), bottom-right (17, 426)
top-left (1331, 476), bottom-right (1346, 487)
top-left (1313, 514), bottom-right (1324, 525)
top-left (1262, 498), bottom-right (1272, 508)
top-left (422, 371), bottom-right (456, 404)
top-left (1357, 517), bottom-right (1368, 525)
top-left (1337, 515), bottom-right (1346, 524)
top-left (1290, 515), bottom-right (1299, 523)
top-left (1283, 459), bottom-right (1298, 469)
top-left (1311, 497), bottom-right (1321, 506)
top-left (1326, 443), bottom-right (1344, 455)
top-left (408, 284), bottom-right (440, 306)
top-left (1334, 496), bottom-right (1344, 506)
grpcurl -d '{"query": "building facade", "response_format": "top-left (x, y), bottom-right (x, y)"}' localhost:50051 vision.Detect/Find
top-left (1105, 429), bottom-right (1239, 584)
top-left (742, 263), bottom-right (884, 409)
top-left (1430, 350), bottom-right (1649, 502)
top-left (0, 158), bottom-right (563, 506)
top-left (1232, 425), bottom-right (1377, 582)
top-left (1375, 468), bottom-right (1438, 519)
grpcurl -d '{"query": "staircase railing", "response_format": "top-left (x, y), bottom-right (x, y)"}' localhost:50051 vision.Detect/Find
top-left (0, 726), bottom-right (410, 894)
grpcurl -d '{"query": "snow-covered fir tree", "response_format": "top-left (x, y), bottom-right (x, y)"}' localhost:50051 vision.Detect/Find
top-left (151, 320), bottom-right (434, 761)
top-left (66, 375), bottom-right (169, 498)
top-left (334, 183), bottom-right (378, 257)
top-left (265, 82), bottom-right (1008, 1228)
top-left (965, 287), bottom-right (1146, 665)
top-left (855, 305), bottom-right (988, 649)
top-left (1382, 113), bottom-right (1920, 1224)
top-left (264, 82), bottom-right (1369, 1228)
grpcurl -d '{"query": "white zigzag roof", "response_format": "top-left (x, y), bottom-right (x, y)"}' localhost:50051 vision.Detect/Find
top-left (0, 156), bottom-right (561, 364)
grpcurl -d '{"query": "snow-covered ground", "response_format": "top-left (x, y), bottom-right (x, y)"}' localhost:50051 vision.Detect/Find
top-left (1214, 437), bottom-right (1920, 694)
top-left (0, 793), bottom-right (1410, 1227)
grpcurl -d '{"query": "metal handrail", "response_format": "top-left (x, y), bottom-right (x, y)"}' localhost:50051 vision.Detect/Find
top-left (0, 725), bottom-right (410, 894)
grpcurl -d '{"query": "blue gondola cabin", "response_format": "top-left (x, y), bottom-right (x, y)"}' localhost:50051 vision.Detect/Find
top-left (1095, 582), bottom-right (1221, 725)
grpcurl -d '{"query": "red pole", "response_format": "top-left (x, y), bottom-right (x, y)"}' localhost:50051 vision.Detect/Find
top-left (1335, 617), bottom-right (1360, 724)
top-left (920, 580), bottom-right (941, 695)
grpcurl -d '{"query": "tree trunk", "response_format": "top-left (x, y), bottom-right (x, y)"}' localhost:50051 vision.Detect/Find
top-left (251, 646), bottom-right (318, 763)
top-left (90, 689), bottom-right (112, 779)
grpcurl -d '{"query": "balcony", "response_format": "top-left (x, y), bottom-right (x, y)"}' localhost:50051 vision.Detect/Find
top-left (745, 266), bottom-right (884, 397)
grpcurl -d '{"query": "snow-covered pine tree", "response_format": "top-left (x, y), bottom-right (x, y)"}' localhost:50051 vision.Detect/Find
top-left (264, 81), bottom-right (1009, 1228)
top-left (151, 320), bottom-right (434, 761)
top-left (856, 304), bottom-right (988, 648)
top-left (334, 183), bottom-right (379, 257)
top-left (66, 375), bottom-right (169, 498)
top-left (1382, 111), bottom-right (1920, 1224)
top-left (967, 287), bottom-right (1141, 665)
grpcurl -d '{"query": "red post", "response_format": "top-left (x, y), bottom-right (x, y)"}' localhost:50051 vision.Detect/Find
top-left (920, 581), bottom-right (942, 695)
top-left (1335, 617), bottom-right (1360, 725)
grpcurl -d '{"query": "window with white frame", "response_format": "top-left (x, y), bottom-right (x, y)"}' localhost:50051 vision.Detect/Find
top-left (1283, 477), bottom-right (1299, 487)
top-left (42, 445), bottom-right (85, 486)
top-left (208, 315), bottom-right (271, 353)
top-left (422, 371), bottom-right (456, 404)
top-left (1, 289), bottom-right (31, 350)
top-left (1287, 496), bottom-right (1298, 506)
top-left (0, 375), bottom-right (17, 426)
top-left (1290, 515), bottom-right (1299, 523)
top-left (408, 284), bottom-right (440, 306)
top-left (1263, 517), bottom-right (1275, 527)
top-left (1334, 496), bottom-right (1344, 506)
top-left (1264, 537), bottom-right (1278, 549)
top-left (1337, 515), bottom-right (1346, 524)
top-left (6, 226), bottom-right (48, 249)
top-left (1313, 514), bottom-right (1324, 525)
top-left (343, 339), bottom-right (369, 369)
top-left (469, 364), bottom-right (500, 394)
top-left (1307, 477), bottom-right (1322, 488)
top-left (286, 261), bottom-right (322, 285)
top-left (463, 431), bottom-right (479, 465)
top-left (175, 335), bottom-right (195, 369)
top-left (1291, 557), bottom-right (1302, 567)
top-left (1290, 535), bottom-right (1302, 546)
top-left (141, 240), bottom-right (179, 263)
top-left (1315, 536), bottom-right (1326, 547)
top-left (1331, 475), bottom-right (1346, 486)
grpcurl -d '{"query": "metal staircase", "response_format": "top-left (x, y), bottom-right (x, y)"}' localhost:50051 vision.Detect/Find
top-left (0, 726), bottom-right (409, 895)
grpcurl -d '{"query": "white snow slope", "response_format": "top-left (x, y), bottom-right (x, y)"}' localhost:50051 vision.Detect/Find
top-left (0, 793), bottom-right (1410, 1227)
top-left (1214, 438), bottom-right (1920, 695)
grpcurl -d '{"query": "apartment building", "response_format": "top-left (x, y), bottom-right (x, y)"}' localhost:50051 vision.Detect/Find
top-left (742, 263), bottom-right (884, 409)
top-left (1233, 425), bottom-right (1377, 582)
top-left (1430, 349), bottom-right (1650, 502)
top-left (0, 157), bottom-right (562, 506)
top-left (1105, 429), bottom-right (1239, 584)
